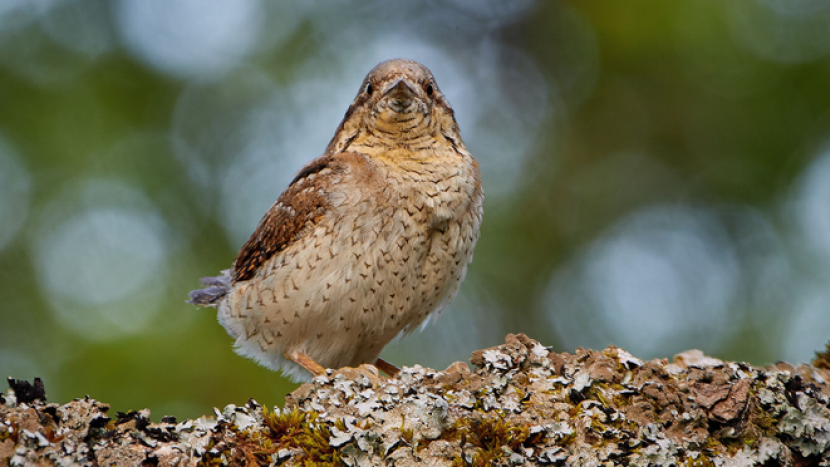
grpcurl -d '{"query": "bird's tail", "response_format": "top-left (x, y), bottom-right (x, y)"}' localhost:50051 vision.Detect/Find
top-left (187, 270), bottom-right (231, 306)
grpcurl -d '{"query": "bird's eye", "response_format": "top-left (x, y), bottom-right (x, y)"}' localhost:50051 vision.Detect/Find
top-left (425, 84), bottom-right (434, 96)
top-left (366, 83), bottom-right (374, 95)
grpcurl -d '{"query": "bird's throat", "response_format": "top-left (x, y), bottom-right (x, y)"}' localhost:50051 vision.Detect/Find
top-left (370, 107), bottom-right (435, 144)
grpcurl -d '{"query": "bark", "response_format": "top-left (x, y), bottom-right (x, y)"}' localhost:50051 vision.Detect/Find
top-left (2, 334), bottom-right (830, 466)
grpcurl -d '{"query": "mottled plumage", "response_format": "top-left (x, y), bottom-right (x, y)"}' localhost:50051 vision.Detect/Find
top-left (189, 59), bottom-right (483, 381)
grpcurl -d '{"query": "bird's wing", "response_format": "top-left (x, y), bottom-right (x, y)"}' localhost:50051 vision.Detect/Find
top-left (232, 153), bottom-right (342, 282)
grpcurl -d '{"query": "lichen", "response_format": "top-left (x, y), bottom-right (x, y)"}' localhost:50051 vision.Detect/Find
top-left (2, 335), bottom-right (829, 466)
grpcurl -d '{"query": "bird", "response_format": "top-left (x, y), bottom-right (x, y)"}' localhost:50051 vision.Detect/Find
top-left (189, 58), bottom-right (483, 382)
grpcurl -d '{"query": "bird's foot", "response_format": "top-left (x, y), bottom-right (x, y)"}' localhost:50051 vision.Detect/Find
top-left (285, 351), bottom-right (327, 377)
top-left (374, 358), bottom-right (400, 377)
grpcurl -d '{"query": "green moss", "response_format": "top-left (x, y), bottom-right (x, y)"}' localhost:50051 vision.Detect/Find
top-left (754, 411), bottom-right (777, 432)
top-left (265, 409), bottom-right (343, 465)
top-left (512, 373), bottom-right (531, 388)
top-left (717, 431), bottom-right (758, 456)
top-left (0, 419), bottom-right (17, 443)
top-left (585, 387), bottom-right (610, 406)
top-left (400, 427), bottom-right (414, 446)
top-left (588, 417), bottom-right (607, 435)
top-left (612, 393), bottom-right (633, 408)
top-left (681, 454), bottom-right (715, 467)
top-left (202, 408), bottom-right (344, 466)
top-left (435, 412), bottom-right (530, 467)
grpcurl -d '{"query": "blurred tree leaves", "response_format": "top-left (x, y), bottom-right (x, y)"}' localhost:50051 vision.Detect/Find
top-left (1, 0), bottom-right (829, 421)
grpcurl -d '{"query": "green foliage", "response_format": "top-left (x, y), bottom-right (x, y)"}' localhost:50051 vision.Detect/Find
top-left (2, 1), bottom-right (830, 422)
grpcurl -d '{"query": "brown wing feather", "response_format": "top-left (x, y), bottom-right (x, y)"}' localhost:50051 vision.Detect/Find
top-left (232, 154), bottom-right (340, 282)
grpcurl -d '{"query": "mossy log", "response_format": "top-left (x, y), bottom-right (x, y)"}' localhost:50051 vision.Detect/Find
top-left (2, 334), bottom-right (830, 466)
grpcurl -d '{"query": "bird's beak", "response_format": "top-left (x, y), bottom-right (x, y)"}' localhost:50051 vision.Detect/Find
top-left (383, 78), bottom-right (418, 98)
top-left (383, 78), bottom-right (419, 113)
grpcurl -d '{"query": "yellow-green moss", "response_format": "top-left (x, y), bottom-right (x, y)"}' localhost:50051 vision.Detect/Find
top-left (432, 411), bottom-right (531, 467)
top-left (681, 453), bottom-right (715, 467)
top-left (202, 408), bottom-right (345, 466)
top-left (585, 387), bottom-right (610, 406)
top-left (0, 419), bottom-right (17, 443)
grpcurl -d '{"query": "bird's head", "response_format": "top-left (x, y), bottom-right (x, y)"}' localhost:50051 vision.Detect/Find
top-left (326, 58), bottom-right (463, 153)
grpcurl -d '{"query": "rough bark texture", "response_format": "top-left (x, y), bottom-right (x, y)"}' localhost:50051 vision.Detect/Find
top-left (2, 334), bottom-right (830, 466)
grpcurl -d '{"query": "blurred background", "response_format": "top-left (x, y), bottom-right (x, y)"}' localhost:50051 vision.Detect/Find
top-left (1, 0), bottom-right (830, 420)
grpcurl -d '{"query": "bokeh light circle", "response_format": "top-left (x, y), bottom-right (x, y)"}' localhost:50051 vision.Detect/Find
top-left (114, 0), bottom-right (264, 80)
top-left (33, 180), bottom-right (170, 341)
top-left (544, 205), bottom-right (740, 357)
